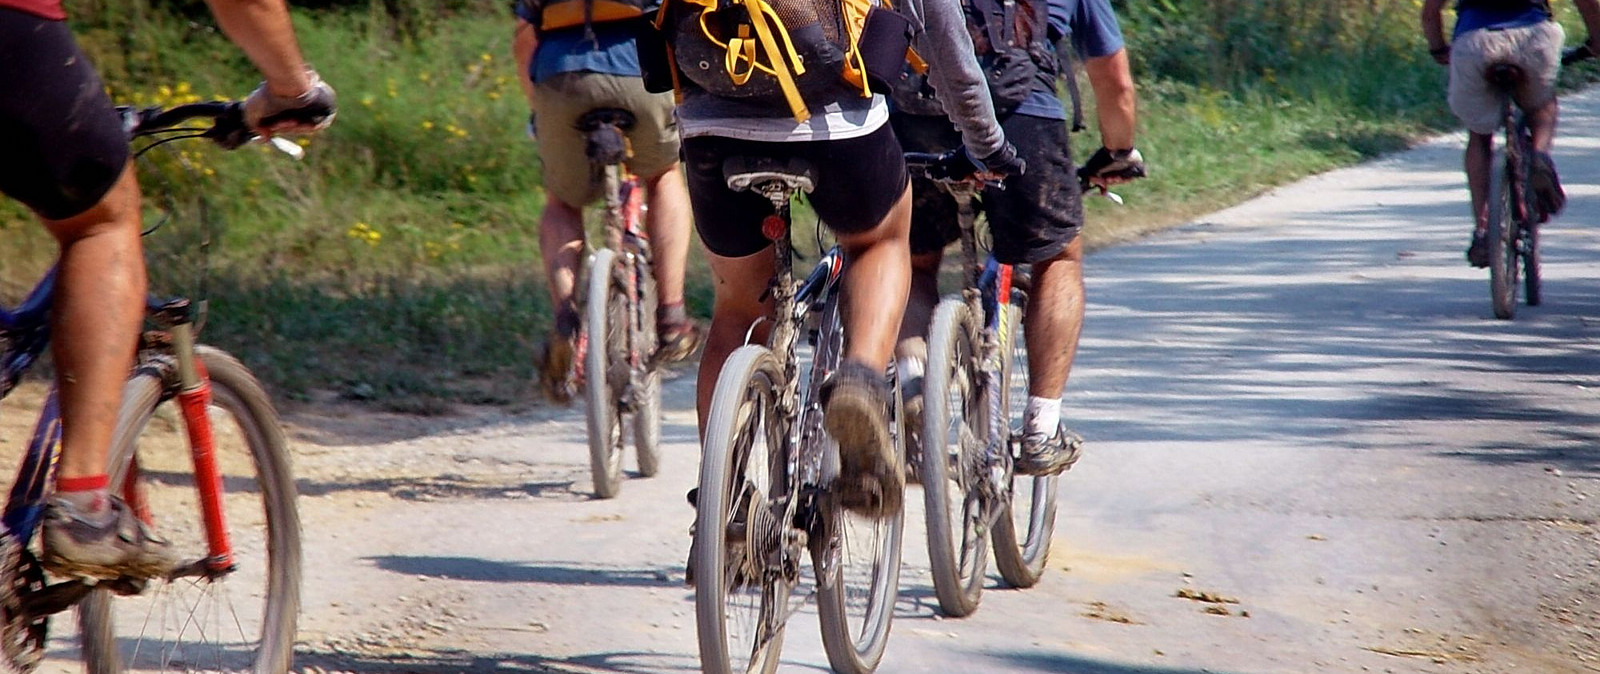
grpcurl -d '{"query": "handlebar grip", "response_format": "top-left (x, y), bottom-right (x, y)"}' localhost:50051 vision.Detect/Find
top-left (252, 100), bottom-right (336, 131)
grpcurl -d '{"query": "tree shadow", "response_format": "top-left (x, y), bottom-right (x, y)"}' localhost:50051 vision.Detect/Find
top-left (366, 555), bottom-right (683, 587)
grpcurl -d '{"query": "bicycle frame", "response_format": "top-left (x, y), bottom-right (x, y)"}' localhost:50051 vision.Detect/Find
top-left (0, 270), bottom-right (239, 584)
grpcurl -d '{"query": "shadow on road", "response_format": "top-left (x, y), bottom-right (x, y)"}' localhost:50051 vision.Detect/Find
top-left (1072, 133), bottom-right (1600, 478)
top-left (296, 647), bottom-right (836, 673)
top-left (983, 649), bottom-right (1246, 674)
top-left (367, 555), bottom-right (683, 587)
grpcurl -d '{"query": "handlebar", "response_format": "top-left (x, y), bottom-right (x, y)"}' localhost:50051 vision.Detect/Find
top-left (1564, 44), bottom-right (1596, 67)
top-left (118, 101), bottom-right (303, 158)
top-left (904, 151), bottom-right (997, 188)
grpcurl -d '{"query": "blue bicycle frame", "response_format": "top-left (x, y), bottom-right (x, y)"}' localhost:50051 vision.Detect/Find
top-left (0, 268), bottom-right (64, 547)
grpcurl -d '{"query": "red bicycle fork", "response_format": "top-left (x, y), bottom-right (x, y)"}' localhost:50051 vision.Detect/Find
top-left (138, 324), bottom-right (235, 574)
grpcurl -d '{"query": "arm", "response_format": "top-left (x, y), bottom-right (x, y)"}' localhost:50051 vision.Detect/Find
top-left (202, 0), bottom-right (312, 96)
top-left (1421, 0), bottom-right (1450, 64)
top-left (513, 18), bottom-right (539, 110)
top-left (909, 0), bottom-right (1006, 160)
top-left (1577, 0), bottom-right (1600, 51)
top-left (1083, 48), bottom-right (1135, 151)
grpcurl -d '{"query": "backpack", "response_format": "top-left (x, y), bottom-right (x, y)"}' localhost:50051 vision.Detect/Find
top-left (520, 0), bottom-right (654, 35)
top-left (652, 0), bottom-right (919, 121)
top-left (889, 0), bottom-right (1083, 129)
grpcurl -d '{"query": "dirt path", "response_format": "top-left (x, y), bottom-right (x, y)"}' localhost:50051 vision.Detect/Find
top-left (20, 87), bottom-right (1600, 673)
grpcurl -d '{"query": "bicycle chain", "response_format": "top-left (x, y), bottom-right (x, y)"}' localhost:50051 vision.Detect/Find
top-left (0, 536), bottom-right (47, 673)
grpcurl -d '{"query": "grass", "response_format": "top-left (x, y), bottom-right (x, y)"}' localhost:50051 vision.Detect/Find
top-left (2, 0), bottom-right (1596, 409)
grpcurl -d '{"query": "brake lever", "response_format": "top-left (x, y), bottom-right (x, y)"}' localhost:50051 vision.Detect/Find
top-left (268, 136), bottom-right (305, 160)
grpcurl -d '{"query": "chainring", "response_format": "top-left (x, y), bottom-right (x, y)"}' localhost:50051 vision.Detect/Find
top-left (0, 536), bottom-right (47, 673)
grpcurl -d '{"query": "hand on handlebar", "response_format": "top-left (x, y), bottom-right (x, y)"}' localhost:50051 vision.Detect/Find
top-left (971, 143), bottom-right (1025, 182)
top-left (1078, 147), bottom-right (1146, 190)
top-left (243, 69), bottom-right (337, 137)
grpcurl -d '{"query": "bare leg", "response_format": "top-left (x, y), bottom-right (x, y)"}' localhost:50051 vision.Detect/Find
top-left (540, 196), bottom-right (586, 319)
top-left (1026, 238), bottom-right (1085, 399)
top-left (1465, 132), bottom-right (1493, 233)
top-left (895, 251), bottom-right (943, 360)
top-left (834, 185), bottom-right (913, 372)
top-left (43, 164), bottom-right (145, 481)
top-left (1526, 97), bottom-right (1558, 154)
top-left (696, 248), bottom-right (774, 438)
top-left (642, 164), bottom-right (691, 309)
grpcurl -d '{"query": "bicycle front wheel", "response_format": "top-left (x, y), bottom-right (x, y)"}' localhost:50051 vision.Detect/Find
top-left (695, 345), bottom-right (792, 674)
top-left (80, 346), bottom-right (300, 674)
top-left (586, 248), bottom-right (627, 498)
top-left (991, 294), bottom-right (1057, 588)
top-left (1523, 219), bottom-right (1542, 307)
top-left (1487, 150), bottom-right (1520, 320)
top-left (918, 298), bottom-right (988, 617)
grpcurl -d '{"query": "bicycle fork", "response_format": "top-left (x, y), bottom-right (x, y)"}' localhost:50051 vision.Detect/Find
top-left (151, 303), bottom-right (235, 575)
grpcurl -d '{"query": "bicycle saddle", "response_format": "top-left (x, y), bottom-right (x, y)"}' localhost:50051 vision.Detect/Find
top-left (1486, 63), bottom-right (1524, 88)
top-left (579, 108), bottom-right (636, 165)
top-left (577, 108), bottom-right (637, 131)
top-left (723, 156), bottom-right (817, 194)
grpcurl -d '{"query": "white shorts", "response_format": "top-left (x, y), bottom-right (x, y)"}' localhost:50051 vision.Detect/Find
top-left (1448, 21), bottom-right (1564, 135)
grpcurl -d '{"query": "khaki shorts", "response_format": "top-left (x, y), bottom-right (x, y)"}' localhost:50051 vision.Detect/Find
top-left (1448, 21), bottom-right (1564, 135)
top-left (532, 72), bottom-right (680, 207)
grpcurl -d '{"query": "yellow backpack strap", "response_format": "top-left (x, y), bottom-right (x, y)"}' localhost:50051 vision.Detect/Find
top-left (740, 0), bottom-right (810, 120)
top-left (907, 47), bottom-right (927, 74)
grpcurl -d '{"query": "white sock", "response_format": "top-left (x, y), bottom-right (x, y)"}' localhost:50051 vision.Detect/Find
top-left (1024, 396), bottom-right (1061, 438)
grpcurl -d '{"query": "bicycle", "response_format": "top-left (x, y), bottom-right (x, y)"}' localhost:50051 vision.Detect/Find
top-left (540, 109), bottom-right (663, 499)
top-left (692, 157), bottom-right (905, 674)
top-left (1484, 44), bottom-right (1594, 319)
top-left (0, 102), bottom-right (302, 673)
top-left (901, 152), bottom-right (1057, 618)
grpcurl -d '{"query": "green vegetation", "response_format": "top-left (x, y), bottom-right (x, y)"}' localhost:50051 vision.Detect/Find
top-left (1, 0), bottom-right (1594, 407)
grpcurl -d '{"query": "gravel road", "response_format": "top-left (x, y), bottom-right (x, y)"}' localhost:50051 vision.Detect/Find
top-left (26, 87), bottom-right (1600, 673)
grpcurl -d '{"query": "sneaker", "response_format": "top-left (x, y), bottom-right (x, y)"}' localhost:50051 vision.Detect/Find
top-left (1466, 229), bottom-right (1489, 269)
top-left (1015, 422), bottom-right (1084, 476)
top-left (1529, 151), bottom-right (1565, 221)
top-left (41, 495), bottom-right (176, 580)
top-left (536, 331), bottom-right (576, 404)
top-left (900, 372), bottom-right (924, 485)
top-left (820, 361), bottom-right (904, 519)
top-left (655, 318), bottom-right (703, 365)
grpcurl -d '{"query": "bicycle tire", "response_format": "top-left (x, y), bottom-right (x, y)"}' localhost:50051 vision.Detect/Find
top-left (816, 378), bottom-right (906, 672)
top-left (80, 346), bottom-right (300, 674)
top-left (991, 295), bottom-right (1057, 588)
top-left (695, 345), bottom-right (790, 674)
top-left (1524, 215), bottom-right (1542, 307)
top-left (586, 248), bottom-right (626, 498)
top-left (1487, 150), bottom-right (1519, 320)
top-left (918, 298), bottom-right (988, 617)
top-left (633, 253), bottom-right (662, 478)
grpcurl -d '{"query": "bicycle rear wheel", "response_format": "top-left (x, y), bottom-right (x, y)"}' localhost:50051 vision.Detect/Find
top-left (586, 248), bottom-right (627, 498)
top-left (816, 389), bottom-right (905, 673)
top-left (991, 295), bottom-right (1057, 588)
top-left (80, 346), bottom-right (300, 674)
top-left (1487, 150), bottom-right (1520, 320)
top-left (918, 298), bottom-right (988, 617)
top-left (632, 253), bottom-right (662, 478)
top-left (695, 345), bottom-right (792, 674)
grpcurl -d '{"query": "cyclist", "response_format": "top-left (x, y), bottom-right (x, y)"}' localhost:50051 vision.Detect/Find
top-left (665, 0), bottom-right (1022, 516)
top-left (1421, 0), bottom-right (1600, 267)
top-left (891, 0), bottom-right (1143, 475)
top-left (513, 0), bottom-right (701, 403)
top-left (0, 0), bottom-right (334, 579)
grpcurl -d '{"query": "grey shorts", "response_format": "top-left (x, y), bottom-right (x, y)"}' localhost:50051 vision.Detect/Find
top-left (1448, 21), bottom-right (1564, 135)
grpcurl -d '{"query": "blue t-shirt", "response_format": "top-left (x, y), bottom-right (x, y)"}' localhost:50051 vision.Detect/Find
top-left (514, 3), bottom-right (641, 82)
top-left (1454, 4), bottom-right (1550, 37)
top-left (1012, 0), bottom-right (1125, 120)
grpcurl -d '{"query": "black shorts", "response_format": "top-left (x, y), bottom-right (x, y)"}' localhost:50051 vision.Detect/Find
top-left (891, 112), bottom-right (1083, 265)
top-left (682, 124), bottom-right (909, 258)
top-left (0, 9), bottom-right (129, 221)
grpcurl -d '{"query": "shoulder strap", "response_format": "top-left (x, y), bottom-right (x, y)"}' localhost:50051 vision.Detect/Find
top-left (969, 0), bottom-right (1012, 52)
top-left (1055, 37), bottom-right (1085, 132)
